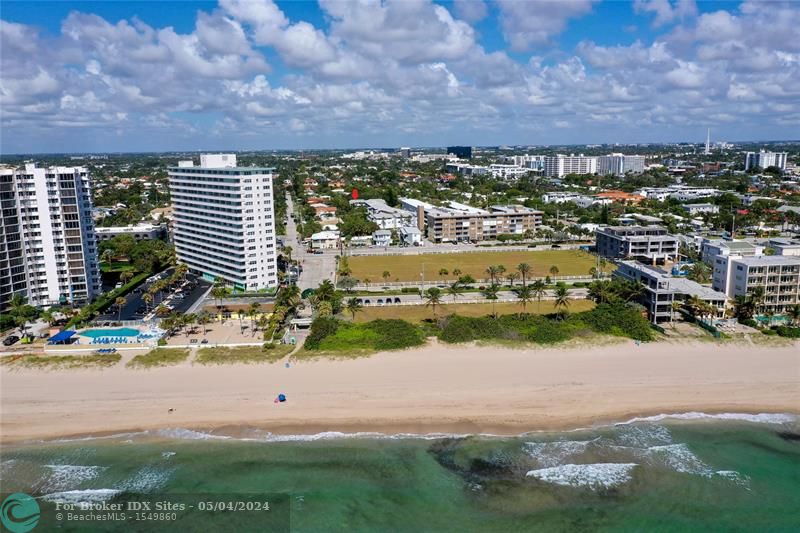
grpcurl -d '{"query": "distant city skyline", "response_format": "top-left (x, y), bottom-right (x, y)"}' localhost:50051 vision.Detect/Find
top-left (2, 0), bottom-right (799, 153)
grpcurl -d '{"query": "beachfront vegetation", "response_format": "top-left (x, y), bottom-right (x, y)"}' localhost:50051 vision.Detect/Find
top-left (127, 348), bottom-right (190, 369)
top-left (353, 300), bottom-right (596, 323)
top-left (347, 250), bottom-right (598, 282)
top-left (437, 304), bottom-right (654, 344)
top-left (302, 317), bottom-right (426, 355)
top-left (194, 344), bottom-right (293, 365)
top-left (1, 353), bottom-right (122, 370)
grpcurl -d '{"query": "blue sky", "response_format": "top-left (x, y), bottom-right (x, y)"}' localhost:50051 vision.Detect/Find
top-left (1, 0), bottom-right (798, 153)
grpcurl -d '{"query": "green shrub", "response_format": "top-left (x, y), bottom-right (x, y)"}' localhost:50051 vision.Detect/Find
top-left (579, 303), bottom-right (654, 341)
top-left (773, 326), bottom-right (800, 338)
top-left (439, 315), bottom-right (504, 343)
top-left (367, 319), bottom-right (425, 350)
top-left (762, 328), bottom-right (777, 336)
top-left (738, 318), bottom-right (759, 328)
top-left (401, 287), bottom-right (421, 294)
top-left (305, 317), bottom-right (424, 353)
top-left (304, 316), bottom-right (340, 349)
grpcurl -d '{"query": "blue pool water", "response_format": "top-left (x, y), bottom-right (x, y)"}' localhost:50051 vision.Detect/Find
top-left (81, 328), bottom-right (141, 338)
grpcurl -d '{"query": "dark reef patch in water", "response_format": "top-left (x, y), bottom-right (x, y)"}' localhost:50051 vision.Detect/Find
top-left (776, 431), bottom-right (800, 442)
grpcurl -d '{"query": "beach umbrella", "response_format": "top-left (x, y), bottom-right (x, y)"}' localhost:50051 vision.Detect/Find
top-left (278, 394), bottom-right (287, 402)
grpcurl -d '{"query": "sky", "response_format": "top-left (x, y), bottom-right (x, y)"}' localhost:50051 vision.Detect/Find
top-left (1, 0), bottom-right (798, 153)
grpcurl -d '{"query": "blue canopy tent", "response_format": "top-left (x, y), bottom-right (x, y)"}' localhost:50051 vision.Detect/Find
top-left (48, 330), bottom-right (77, 345)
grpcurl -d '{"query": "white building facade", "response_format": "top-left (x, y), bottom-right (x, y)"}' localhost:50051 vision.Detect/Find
top-left (544, 155), bottom-right (598, 177)
top-left (744, 151), bottom-right (788, 171)
top-left (597, 154), bottom-right (646, 176)
top-left (0, 164), bottom-right (100, 309)
top-left (168, 154), bottom-right (278, 291)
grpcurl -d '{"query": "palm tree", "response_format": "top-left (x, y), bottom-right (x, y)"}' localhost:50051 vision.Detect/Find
top-left (485, 265), bottom-right (499, 285)
top-left (346, 297), bottom-right (364, 321)
top-left (211, 286), bottom-right (228, 310)
top-left (506, 272), bottom-right (519, 287)
top-left (446, 281), bottom-right (463, 302)
top-left (196, 311), bottom-right (211, 336)
top-left (788, 303), bottom-right (800, 327)
top-left (184, 313), bottom-right (197, 338)
top-left (283, 245), bottom-right (293, 264)
top-left (382, 270), bottom-right (391, 283)
top-left (249, 302), bottom-right (262, 333)
top-left (687, 262), bottom-right (710, 284)
top-left (549, 265), bottom-right (560, 281)
top-left (101, 249), bottom-right (115, 264)
top-left (589, 267), bottom-right (598, 279)
top-left (749, 286), bottom-right (766, 316)
top-left (155, 305), bottom-right (170, 317)
top-left (438, 268), bottom-right (449, 279)
top-left (587, 280), bottom-right (614, 304)
top-left (115, 297), bottom-right (126, 321)
top-left (599, 258), bottom-right (608, 276)
top-left (316, 279), bottom-right (336, 302)
top-left (142, 292), bottom-right (153, 312)
top-left (423, 287), bottom-right (443, 319)
top-left (517, 263), bottom-right (531, 287)
top-left (554, 284), bottom-right (571, 319)
top-left (482, 284), bottom-right (499, 317)
top-left (496, 265), bottom-right (506, 281)
top-left (532, 279), bottom-right (546, 312)
top-left (452, 268), bottom-right (462, 278)
top-left (515, 284), bottom-right (533, 313)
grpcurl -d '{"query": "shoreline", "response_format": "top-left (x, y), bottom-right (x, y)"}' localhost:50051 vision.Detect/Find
top-left (2, 340), bottom-right (798, 445)
top-left (5, 408), bottom-right (799, 447)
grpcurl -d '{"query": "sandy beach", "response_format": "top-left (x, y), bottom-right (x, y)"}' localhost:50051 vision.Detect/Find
top-left (1, 340), bottom-right (798, 443)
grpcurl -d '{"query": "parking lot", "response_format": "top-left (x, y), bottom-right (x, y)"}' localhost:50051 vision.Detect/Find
top-left (96, 270), bottom-right (212, 322)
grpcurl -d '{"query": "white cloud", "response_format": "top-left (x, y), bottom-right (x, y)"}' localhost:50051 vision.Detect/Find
top-left (496, 0), bottom-right (596, 50)
top-left (634, 0), bottom-right (698, 27)
top-left (453, 0), bottom-right (488, 23)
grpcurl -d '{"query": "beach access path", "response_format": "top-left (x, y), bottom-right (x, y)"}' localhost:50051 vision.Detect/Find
top-left (1, 339), bottom-right (798, 443)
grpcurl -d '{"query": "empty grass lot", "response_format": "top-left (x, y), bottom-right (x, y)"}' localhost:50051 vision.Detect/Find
top-left (348, 249), bottom-right (598, 282)
top-left (354, 300), bottom-right (596, 323)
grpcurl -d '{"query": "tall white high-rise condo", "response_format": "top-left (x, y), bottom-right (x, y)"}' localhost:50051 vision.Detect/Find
top-left (168, 154), bottom-right (278, 291)
top-left (0, 164), bottom-right (100, 310)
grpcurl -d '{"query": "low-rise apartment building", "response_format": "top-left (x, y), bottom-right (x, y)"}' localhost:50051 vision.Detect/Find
top-left (616, 261), bottom-right (728, 323)
top-left (350, 198), bottom-right (415, 229)
top-left (595, 225), bottom-right (679, 263)
top-left (712, 255), bottom-right (800, 315)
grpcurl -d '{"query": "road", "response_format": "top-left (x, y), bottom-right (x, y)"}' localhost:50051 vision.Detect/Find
top-left (285, 193), bottom-right (336, 290)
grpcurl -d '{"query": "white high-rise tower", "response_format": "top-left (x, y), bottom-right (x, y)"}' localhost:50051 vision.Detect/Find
top-left (168, 154), bottom-right (278, 291)
top-left (704, 128), bottom-right (712, 155)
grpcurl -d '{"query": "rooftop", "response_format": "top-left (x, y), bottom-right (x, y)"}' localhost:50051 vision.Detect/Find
top-left (732, 255), bottom-right (800, 266)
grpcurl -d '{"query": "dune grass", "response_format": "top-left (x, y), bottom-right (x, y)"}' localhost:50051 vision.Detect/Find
top-left (127, 348), bottom-right (191, 369)
top-left (194, 344), bottom-right (293, 365)
top-left (0, 353), bottom-right (122, 370)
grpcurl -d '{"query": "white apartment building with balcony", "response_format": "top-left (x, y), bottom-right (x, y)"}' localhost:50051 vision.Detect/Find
top-left (543, 154), bottom-right (598, 177)
top-left (744, 150), bottom-right (787, 171)
top-left (712, 255), bottom-right (800, 315)
top-left (168, 154), bottom-right (278, 292)
top-left (597, 154), bottom-right (646, 176)
top-left (0, 164), bottom-right (100, 310)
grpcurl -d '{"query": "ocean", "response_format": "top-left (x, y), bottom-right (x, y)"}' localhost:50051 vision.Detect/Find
top-left (1, 413), bottom-right (798, 532)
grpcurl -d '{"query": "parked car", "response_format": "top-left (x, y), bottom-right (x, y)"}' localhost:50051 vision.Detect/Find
top-left (3, 336), bottom-right (20, 346)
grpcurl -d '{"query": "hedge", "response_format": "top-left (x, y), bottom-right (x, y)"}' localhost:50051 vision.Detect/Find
top-left (66, 271), bottom-right (151, 328)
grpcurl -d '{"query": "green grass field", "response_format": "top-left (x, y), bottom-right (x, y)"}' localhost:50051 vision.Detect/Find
top-left (348, 249), bottom-right (598, 282)
top-left (354, 300), bottom-right (595, 323)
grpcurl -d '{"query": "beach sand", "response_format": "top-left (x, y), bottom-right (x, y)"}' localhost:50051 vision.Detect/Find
top-left (1, 340), bottom-right (798, 443)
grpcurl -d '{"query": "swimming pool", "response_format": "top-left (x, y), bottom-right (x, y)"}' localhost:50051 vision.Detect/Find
top-left (81, 328), bottom-right (141, 338)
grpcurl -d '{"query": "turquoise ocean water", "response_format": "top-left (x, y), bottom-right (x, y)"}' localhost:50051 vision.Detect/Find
top-left (1, 413), bottom-right (798, 532)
